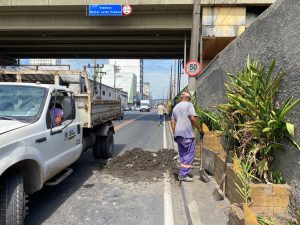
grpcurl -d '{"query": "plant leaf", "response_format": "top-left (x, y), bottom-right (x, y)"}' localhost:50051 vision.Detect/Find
top-left (266, 59), bottom-right (276, 85)
top-left (262, 127), bottom-right (272, 133)
top-left (278, 98), bottom-right (300, 122)
top-left (284, 136), bottom-right (300, 150)
top-left (286, 122), bottom-right (295, 136)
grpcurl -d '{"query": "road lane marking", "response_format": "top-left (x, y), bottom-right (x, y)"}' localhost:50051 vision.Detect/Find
top-left (164, 171), bottom-right (175, 225)
top-left (163, 115), bottom-right (167, 149)
top-left (114, 119), bottom-right (135, 131)
top-left (163, 117), bottom-right (174, 225)
top-left (114, 113), bottom-right (149, 131)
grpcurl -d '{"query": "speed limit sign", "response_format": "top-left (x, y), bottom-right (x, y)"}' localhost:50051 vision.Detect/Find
top-left (122, 5), bottom-right (132, 16)
top-left (184, 60), bottom-right (202, 77)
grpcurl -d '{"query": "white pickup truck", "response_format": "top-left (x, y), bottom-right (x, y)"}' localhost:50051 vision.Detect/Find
top-left (0, 68), bottom-right (122, 225)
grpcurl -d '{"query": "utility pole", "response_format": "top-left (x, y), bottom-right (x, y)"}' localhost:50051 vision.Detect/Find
top-left (140, 59), bottom-right (144, 100)
top-left (99, 69), bottom-right (106, 100)
top-left (188, 0), bottom-right (201, 93)
top-left (173, 60), bottom-right (177, 98)
top-left (94, 58), bottom-right (97, 80)
top-left (113, 62), bottom-right (121, 99)
top-left (178, 59), bottom-right (181, 93)
top-left (114, 62), bottom-right (116, 90)
top-left (87, 61), bottom-right (104, 99)
top-left (169, 66), bottom-right (173, 101)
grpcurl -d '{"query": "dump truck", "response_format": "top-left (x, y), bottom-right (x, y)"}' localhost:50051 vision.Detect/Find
top-left (0, 68), bottom-right (122, 225)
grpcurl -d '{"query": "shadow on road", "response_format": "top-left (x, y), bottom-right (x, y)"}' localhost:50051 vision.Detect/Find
top-left (24, 112), bottom-right (157, 224)
top-left (24, 151), bottom-right (103, 225)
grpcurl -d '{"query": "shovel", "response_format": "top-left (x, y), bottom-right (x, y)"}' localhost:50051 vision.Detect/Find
top-left (199, 138), bottom-right (211, 183)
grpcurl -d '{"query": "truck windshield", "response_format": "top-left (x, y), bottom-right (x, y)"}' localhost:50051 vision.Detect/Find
top-left (0, 85), bottom-right (46, 122)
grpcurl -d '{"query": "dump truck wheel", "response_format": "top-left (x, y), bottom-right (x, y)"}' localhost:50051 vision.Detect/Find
top-left (0, 174), bottom-right (25, 225)
top-left (93, 130), bottom-right (114, 159)
top-left (101, 130), bottom-right (114, 159)
top-left (93, 137), bottom-right (102, 159)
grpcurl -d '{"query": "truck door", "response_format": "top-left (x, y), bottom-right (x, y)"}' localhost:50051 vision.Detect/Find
top-left (43, 90), bottom-right (81, 180)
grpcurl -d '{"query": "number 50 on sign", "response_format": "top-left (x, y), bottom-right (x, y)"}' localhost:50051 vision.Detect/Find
top-left (184, 60), bottom-right (202, 77)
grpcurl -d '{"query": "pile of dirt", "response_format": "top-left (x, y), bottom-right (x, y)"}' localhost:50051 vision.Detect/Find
top-left (102, 148), bottom-right (177, 182)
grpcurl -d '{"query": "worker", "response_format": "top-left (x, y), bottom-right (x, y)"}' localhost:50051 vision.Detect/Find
top-left (171, 92), bottom-right (204, 182)
top-left (157, 103), bottom-right (166, 126)
top-left (50, 103), bottom-right (64, 127)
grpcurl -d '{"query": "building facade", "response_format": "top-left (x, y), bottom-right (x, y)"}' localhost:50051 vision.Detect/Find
top-left (99, 84), bottom-right (128, 107)
top-left (143, 82), bottom-right (151, 100)
top-left (86, 78), bottom-right (128, 107)
top-left (101, 64), bottom-right (137, 105)
top-left (108, 59), bottom-right (141, 95)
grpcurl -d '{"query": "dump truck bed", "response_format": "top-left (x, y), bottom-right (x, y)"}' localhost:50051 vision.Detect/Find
top-left (76, 94), bottom-right (121, 128)
top-left (0, 68), bottom-right (122, 128)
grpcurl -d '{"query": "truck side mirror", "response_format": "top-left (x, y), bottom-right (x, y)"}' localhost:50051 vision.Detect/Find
top-left (63, 96), bottom-right (76, 120)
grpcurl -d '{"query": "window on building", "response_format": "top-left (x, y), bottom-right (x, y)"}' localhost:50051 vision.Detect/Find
top-left (102, 91), bottom-right (105, 96)
top-left (109, 92), bottom-right (111, 97)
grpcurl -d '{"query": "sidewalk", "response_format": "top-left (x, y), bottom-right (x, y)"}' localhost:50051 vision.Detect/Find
top-left (180, 171), bottom-right (230, 225)
top-left (166, 121), bottom-right (230, 225)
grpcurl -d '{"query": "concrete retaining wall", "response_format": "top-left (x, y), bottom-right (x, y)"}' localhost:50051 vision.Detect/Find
top-left (196, 0), bottom-right (300, 216)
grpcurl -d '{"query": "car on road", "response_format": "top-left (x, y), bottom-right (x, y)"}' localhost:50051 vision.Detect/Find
top-left (123, 106), bottom-right (130, 111)
top-left (134, 106), bottom-right (141, 111)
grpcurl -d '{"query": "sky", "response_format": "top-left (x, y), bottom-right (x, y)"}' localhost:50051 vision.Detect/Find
top-left (21, 59), bottom-right (188, 99)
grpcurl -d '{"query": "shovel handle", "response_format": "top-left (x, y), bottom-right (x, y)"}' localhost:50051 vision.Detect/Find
top-left (199, 139), bottom-right (203, 168)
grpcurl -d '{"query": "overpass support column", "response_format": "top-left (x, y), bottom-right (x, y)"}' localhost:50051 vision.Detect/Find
top-left (188, 0), bottom-right (201, 93)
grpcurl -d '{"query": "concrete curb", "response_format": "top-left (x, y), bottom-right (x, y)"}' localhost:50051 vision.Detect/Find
top-left (165, 120), bottom-right (202, 225)
top-left (166, 121), bottom-right (197, 225)
top-left (180, 182), bottom-right (194, 225)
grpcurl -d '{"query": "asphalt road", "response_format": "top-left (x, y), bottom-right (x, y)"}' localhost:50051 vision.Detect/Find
top-left (25, 111), bottom-right (187, 225)
top-left (113, 111), bottom-right (164, 154)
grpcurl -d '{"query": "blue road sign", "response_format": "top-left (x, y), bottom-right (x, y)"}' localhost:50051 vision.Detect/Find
top-left (89, 5), bottom-right (122, 16)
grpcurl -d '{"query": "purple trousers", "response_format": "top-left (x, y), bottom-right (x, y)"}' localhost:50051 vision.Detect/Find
top-left (175, 136), bottom-right (196, 177)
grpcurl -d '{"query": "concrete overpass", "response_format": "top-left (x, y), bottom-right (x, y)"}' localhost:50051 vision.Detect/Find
top-left (0, 0), bottom-right (274, 63)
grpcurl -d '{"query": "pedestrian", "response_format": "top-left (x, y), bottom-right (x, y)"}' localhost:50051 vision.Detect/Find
top-left (157, 103), bottom-right (166, 126)
top-left (171, 92), bottom-right (204, 182)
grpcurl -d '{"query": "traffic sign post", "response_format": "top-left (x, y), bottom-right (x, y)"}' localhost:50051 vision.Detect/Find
top-left (184, 60), bottom-right (202, 77)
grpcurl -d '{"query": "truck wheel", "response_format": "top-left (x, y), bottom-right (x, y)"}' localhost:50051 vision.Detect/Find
top-left (93, 138), bottom-right (102, 159)
top-left (93, 130), bottom-right (114, 159)
top-left (101, 130), bottom-right (114, 159)
top-left (0, 174), bottom-right (25, 225)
